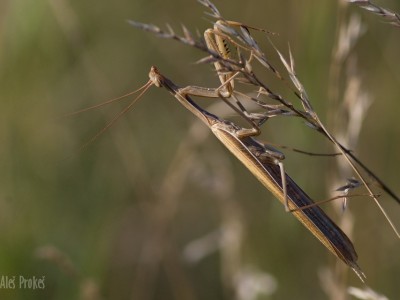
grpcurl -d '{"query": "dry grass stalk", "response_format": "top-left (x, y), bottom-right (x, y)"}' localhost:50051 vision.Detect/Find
top-left (349, 0), bottom-right (400, 27)
top-left (325, 12), bottom-right (368, 300)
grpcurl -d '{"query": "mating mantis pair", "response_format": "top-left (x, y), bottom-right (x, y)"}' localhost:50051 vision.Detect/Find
top-left (74, 2), bottom-right (398, 281)
top-left (71, 18), bottom-right (366, 279)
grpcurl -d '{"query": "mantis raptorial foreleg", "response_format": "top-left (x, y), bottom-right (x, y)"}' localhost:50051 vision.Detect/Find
top-left (202, 21), bottom-right (269, 123)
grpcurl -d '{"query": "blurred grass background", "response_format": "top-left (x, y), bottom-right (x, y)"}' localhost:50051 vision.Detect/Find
top-left (1, 0), bottom-right (400, 299)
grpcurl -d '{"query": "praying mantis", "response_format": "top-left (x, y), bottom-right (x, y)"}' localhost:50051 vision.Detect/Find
top-left (146, 65), bottom-right (364, 280)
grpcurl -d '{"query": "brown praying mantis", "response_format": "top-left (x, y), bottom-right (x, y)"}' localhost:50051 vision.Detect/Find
top-left (71, 48), bottom-right (364, 283)
top-left (146, 65), bottom-right (364, 280)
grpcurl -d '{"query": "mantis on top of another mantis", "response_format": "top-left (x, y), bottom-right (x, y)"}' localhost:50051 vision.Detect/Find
top-left (71, 0), bottom-right (400, 282)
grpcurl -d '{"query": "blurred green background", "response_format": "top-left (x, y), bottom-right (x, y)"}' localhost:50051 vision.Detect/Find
top-left (1, 0), bottom-right (400, 299)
